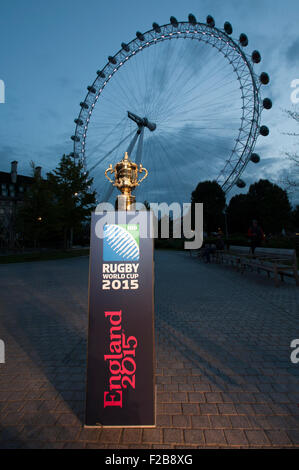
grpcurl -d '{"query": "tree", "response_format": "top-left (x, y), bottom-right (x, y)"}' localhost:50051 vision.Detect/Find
top-left (227, 193), bottom-right (252, 234)
top-left (191, 180), bottom-right (226, 234)
top-left (247, 179), bottom-right (292, 234)
top-left (47, 155), bottom-right (96, 248)
top-left (291, 205), bottom-right (299, 231)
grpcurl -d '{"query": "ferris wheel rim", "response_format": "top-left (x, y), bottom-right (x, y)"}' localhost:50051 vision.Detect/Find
top-left (71, 18), bottom-right (268, 194)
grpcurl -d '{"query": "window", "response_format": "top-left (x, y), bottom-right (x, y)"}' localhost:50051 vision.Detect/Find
top-left (9, 185), bottom-right (15, 198)
top-left (1, 184), bottom-right (8, 197)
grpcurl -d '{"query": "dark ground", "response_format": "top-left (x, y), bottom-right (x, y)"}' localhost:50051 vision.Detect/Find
top-left (0, 250), bottom-right (299, 448)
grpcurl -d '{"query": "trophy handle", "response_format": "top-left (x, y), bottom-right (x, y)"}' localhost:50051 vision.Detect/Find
top-left (137, 165), bottom-right (148, 185)
top-left (105, 165), bottom-right (114, 185)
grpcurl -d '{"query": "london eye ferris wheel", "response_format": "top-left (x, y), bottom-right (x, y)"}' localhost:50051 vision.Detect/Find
top-left (71, 14), bottom-right (272, 204)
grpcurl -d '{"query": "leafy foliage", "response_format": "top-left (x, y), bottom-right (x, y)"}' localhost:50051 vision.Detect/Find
top-left (191, 180), bottom-right (226, 234)
top-left (228, 179), bottom-right (292, 234)
top-left (18, 155), bottom-right (96, 248)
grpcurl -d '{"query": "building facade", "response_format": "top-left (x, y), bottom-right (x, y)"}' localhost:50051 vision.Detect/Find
top-left (0, 162), bottom-right (41, 249)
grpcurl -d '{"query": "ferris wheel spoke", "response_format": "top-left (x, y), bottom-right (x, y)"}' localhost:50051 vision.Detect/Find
top-left (157, 52), bottom-right (228, 114)
top-left (89, 130), bottom-right (135, 173)
top-left (159, 80), bottom-right (241, 120)
top-left (157, 85), bottom-right (240, 122)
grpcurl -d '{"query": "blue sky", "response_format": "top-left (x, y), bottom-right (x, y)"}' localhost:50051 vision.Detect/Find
top-left (0, 0), bottom-right (298, 202)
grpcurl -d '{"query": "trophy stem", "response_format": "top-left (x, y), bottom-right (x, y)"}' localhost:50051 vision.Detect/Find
top-left (116, 194), bottom-right (136, 211)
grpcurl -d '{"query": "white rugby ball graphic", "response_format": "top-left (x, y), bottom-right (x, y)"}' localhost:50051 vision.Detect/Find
top-left (104, 225), bottom-right (139, 260)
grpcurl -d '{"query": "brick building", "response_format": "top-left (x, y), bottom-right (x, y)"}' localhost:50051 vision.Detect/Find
top-left (0, 161), bottom-right (41, 249)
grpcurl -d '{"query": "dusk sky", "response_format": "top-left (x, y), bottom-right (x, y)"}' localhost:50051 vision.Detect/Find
top-left (0, 0), bottom-right (299, 203)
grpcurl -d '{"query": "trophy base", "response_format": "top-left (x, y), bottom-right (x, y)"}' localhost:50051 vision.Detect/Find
top-left (116, 194), bottom-right (136, 211)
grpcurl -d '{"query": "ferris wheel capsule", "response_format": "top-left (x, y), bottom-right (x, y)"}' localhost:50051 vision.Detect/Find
top-left (71, 135), bottom-right (80, 142)
top-left (206, 15), bottom-right (215, 27)
top-left (250, 153), bottom-right (260, 163)
top-left (252, 50), bottom-right (261, 63)
top-left (170, 16), bottom-right (179, 27)
top-left (74, 118), bottom-right (83, 126)
top-left (121, 42), bottom-right (130, 52)
top-left (87, 86), bottom-right (96, 94)
top-left (239, 33), bottom-right (248, 47)
top-left (260, 72), bottom-right (270, 85)
top-left (152, 22), bottom-right (161, 33)
top-left (108, 56), bottom-right (117, 65)
top-left (97, 70), bottom-right (106, 78)
top-left (236, 179), bottom-right (246, 188)
top-left (80, 102), bottom-right (88, 109)
top-left (224, 22), bottom-right (233, 35)
top-left (260, 125), bottom-right (269, 136)
top-left (136, 31), bottom-right (145, 42)
top-left (188, 14), bottom-right (197, 25)
top-left (263, 98), bottom-right (272, 109)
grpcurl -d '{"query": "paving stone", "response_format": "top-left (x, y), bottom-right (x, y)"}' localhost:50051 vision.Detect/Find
top-left (204, 430), bottom-right (227, 446)
top-left (284, 415), bottom-right (299, 429)
top-left (229, 415), bottom-right (251, 429)
top-left (163, 403), bottom-right (182, 414)
top-left (191, 416), bottom-right (211, 429)
top-left (99, 429), bottom-right (122, 444)
top-left (252, 404), bottom-right (273, 415)
top-left (78, 428), bottom-right (101, 442)
top-left (286, 430), bottom-right (299, 444)
top-left (265, 430), bottom-right (292, 446)
top-left (172, 392), bottom-right (188, 403)
top-left (156, 414), bottom-right (171, 427)
top-left (225, 430), bottom-right (248, 446)
top-left (217, 404), bottom-right (238, 415)
top-left (199, 404), bottom-right (218, 415)
top-left (122, 429), bottom-right (142, 444)
top-left (53, 413), bottom-right (74, 425)
top-left (86, 443), bottom-right (108, 449)
top-left (182, 403), bottom-right (200, 415)
top-left (64, 442), bottom-right (86, 449)
top-left (142, 429), bottom-right (162, 444)
top-left (172, 415), bottom-right (190, 428)
top-left (163, 428), bottom-right (183, 444)
top-left (205, 392), bottom-right (223, 403)
top-left (56, 426), bottom-right (80, 442)
top-left (209, 415), bottom-right (231, 429)
top-left (245, 430), bottom-right (270, 446)
top-left (188, 392), bottom-right (206, 403)
top-left (184, 429), bottom-right (205, 445)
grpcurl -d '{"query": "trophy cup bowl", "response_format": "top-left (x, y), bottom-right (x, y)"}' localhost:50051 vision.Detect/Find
top-left (105, 152), bottom-right (148, 211)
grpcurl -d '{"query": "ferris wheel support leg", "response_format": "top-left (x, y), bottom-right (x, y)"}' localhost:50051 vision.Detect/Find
top-left (126, 130), bottom-right (140, 158)
top-left (135, 126), bottom-right (144, 166)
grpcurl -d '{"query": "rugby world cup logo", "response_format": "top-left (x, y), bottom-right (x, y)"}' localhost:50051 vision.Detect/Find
top-left (103, 224), bottom-right (140, 262)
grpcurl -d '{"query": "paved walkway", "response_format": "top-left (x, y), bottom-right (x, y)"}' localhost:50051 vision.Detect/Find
top-left (0, 250), bottom-right (299, 448)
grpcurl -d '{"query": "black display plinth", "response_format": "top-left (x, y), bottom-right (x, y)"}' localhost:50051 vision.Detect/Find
top-left (85, 211), bottom-right (155, 427)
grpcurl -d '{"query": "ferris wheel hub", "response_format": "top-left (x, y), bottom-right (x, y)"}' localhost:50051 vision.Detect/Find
top-left (127, 111), bottom-right (157, 132)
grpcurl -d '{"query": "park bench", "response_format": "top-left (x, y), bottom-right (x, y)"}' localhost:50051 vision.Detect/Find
top-left (189, 244), bottom-right (223, 263)
top-left (220, 245), bottom-right (299, 287)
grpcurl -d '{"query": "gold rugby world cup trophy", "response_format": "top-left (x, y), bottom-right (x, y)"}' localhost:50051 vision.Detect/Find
top-left (105, 152), bottom-right (148, 211)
